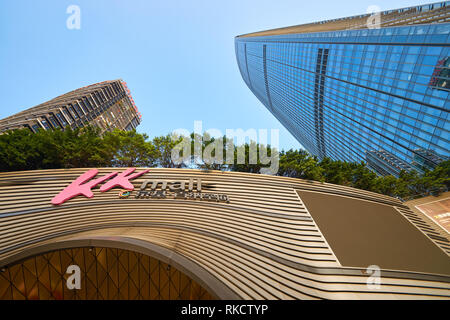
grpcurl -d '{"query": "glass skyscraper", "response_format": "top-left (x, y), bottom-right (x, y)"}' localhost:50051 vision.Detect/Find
top-left (235, 2), bottom-right (449, 176)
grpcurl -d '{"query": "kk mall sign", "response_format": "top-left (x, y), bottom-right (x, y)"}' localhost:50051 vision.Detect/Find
top-left (51, 168), bottom-right (230, 206)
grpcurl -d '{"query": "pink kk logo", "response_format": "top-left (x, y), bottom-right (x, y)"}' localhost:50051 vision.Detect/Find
top-left (51, 168), bottom-right (149, 205)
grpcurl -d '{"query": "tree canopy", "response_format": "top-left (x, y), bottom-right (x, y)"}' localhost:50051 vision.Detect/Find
top-left (0, 127), bottom-right (448, 200)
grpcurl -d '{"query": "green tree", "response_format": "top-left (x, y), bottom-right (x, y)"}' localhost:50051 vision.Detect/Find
top-left (196, 133), bottom-right (231, 171)
top-left (319, 157), bottom-right (354, 186)
top-left (374, 175), bottom-right (399, 197)
top-left (152, 134), bottom-right (187, 168)
top-left (278, 150), bottom-right (324, 181)
top-left (0, 127), bottom-right (448, 200)
top-left (0, 128), bottom-right (41, 171)
top-left (350, 162), bottom-right (378, 191)
top-left (52, 126), bottom-right (112, 168)
top-left (103, 129), bottom-right (157, 167)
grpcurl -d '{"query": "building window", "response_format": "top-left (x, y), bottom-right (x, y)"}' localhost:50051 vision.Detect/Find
top-left (56, 112), bottom-right (68, 127)
top-left (31, 123), bottom-right (41, 133)
top-left (83, 98), bottom-right (93, 111)
top-left (88, 97), bottom-right (97, 109)
top-left (40, 119), bottom-right (50, 130)
top-left (78, 101), bottom-right (89, 114)
top-left (62, 108), bottom-right (74, 124)
top-left (429, 56), bottom-right (450, 90)
top-left (68, 105), bottom-right (79, 119)
top-left (49, 116), bottom-right (59, 128)
top-left (96, 92), bottom-right (104, 104)
top-left (73, 103), bottom-right (84, 117)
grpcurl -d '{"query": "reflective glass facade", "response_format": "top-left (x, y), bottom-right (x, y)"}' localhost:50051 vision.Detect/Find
top-left (236, 15), bottom-right (450, 176)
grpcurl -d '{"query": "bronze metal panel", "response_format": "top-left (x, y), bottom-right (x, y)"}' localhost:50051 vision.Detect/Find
top-left (297, 190), bottom-right (450, 276)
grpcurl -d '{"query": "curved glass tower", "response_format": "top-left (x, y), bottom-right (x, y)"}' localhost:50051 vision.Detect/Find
top-left (235, 2), bottom-right (450, 176)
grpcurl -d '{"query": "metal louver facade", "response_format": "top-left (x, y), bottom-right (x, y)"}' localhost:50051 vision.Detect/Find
top-left (0, 168), bottom-right (449, 300)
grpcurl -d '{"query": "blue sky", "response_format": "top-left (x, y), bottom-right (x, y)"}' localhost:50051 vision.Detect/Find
top-left (0, 0), bottom-right (429, 151)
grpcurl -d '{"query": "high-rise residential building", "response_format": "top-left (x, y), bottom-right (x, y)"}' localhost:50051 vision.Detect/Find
top-left (235, 2), bottom-right (450, 177)
top-left (0, 79), bottom-right (142, 134)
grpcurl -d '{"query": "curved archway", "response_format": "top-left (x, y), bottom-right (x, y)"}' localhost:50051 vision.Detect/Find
top-left (0, 236), bottom-right (239, 300)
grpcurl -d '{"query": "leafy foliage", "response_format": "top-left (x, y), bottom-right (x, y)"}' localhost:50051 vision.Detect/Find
top-left (0, 128), bottom-right (448, 200)
top-left (103, 130), bottom-right (157, 167)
